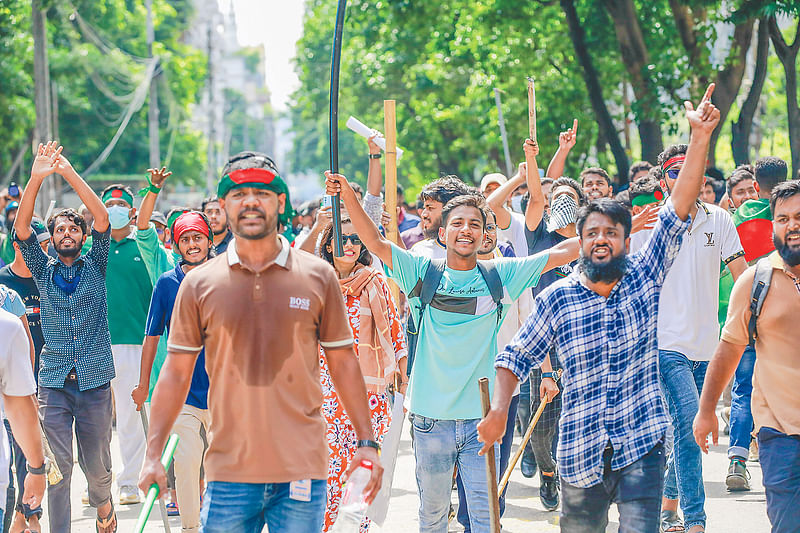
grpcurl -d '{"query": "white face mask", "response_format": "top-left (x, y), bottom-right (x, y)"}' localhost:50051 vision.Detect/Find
top-left (510, 195), bottom-right (524, 213)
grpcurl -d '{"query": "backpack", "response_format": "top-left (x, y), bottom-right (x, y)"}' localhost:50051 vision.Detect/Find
top-left (747, 257), bottom-right (774, 347)
top-left (405, 259), bottom-right (504, 377)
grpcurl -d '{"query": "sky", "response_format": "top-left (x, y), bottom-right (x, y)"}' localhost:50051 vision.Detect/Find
top-left (228, 0), bottom-right (305, 112)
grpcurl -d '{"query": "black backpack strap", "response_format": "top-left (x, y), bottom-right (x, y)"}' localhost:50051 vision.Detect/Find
top-left (406, 259), bottom-right (445, 377)
top-left (476, 260), bottom-right (505, 327)
top-left (747, 257), bottom-right (774, 347)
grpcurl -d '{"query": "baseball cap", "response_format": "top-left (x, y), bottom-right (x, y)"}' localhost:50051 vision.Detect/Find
top-left (11, 216), bottom-right (50, 244)
top-left (480, 173), bottom-right (507, 193)
top-left (4, 201), bottom-right (19, 215)
top-left (150, 211), bottom-right (168, 227)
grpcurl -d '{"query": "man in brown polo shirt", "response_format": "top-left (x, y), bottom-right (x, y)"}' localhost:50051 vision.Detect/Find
top-left (138, 151), bottom-right (383, 532)
top-left (694, 179), bottom-right (800, 532)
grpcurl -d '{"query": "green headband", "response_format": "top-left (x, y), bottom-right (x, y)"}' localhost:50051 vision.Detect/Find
top-left (217, 168), bottom-right (295, 226)
top-left (102, 187), bottom-right (134, 206)
top-left (631, 189), bottom-right (664, 207)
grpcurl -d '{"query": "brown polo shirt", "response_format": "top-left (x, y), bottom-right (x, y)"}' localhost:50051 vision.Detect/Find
top-left (722, 251), bottom-right (800, 436)
top-left (168, 235), bottom-right (353, 483)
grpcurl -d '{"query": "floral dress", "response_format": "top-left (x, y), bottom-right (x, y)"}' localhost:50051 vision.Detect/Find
top-left (320, 272), bottom-right (407, 532)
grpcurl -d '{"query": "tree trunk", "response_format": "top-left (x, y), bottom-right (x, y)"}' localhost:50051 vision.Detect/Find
top-left (768, 17), bottom-right (800, 180)
top-left (601, 0), bottom-right (663, 163)
top-left (732, 18), bottom-right (770, 166)
top-left (707, 19), bottom-right (754, 166)
top-left (560, 0), bottom-right (630, 181)
top-left (32, 0), bottom-right (55, 213)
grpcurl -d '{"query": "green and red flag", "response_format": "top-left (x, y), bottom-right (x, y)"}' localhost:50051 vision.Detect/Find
top-left (732, 198), bottom-right (773, 263)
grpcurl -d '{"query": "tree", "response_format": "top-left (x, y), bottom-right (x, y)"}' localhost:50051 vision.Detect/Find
top-left (731, 18), bottom-right (770, 165)
top-left (768, 15), bottom-right (800, 179)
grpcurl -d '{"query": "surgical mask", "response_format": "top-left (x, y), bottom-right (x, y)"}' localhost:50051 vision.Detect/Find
top-left (107, 205), bottom-right (131, 230)
top-left (546, 194), bottom-right (578, 232)
top-left (510, 195), bottom-right (523, 213)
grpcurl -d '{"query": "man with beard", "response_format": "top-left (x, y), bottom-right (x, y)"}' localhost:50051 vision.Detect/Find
top-left (478, 85), bottom-right (721, 532)
top-left (694, 179), bottom-right (800, 532)
top-left (631, 141), bottom-right (746, 533)
top-left (14, 142), bottom-right (117, 532)
top-left (326, 169), bottom-right (578, 533)
top-left (139, 152), bottom-right (382, 531)
top-left (132, 211), bottom-right (213, 533)
top-left (201, 196), bottom-right (234, 254)
top-left (400, 176), bottom-right (472, 250)
top-left (580, 168), bottom-right (614, 201)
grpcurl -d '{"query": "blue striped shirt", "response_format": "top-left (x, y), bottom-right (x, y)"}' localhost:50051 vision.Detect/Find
top-left (495, 205), bottom-right (690, 488)
top-left (18, 227), bottom-right (114, 391)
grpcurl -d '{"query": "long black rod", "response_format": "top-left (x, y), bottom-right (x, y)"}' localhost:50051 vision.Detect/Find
top-left (328, 0), bottom-right (347, 257)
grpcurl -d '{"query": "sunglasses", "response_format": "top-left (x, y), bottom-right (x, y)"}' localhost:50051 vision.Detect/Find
top-left (341, 234), bottom-right (362, 245)
top-left (485, 223), bottom-right (497, 232)
top-left (666, 168), bottom-right (680, 181)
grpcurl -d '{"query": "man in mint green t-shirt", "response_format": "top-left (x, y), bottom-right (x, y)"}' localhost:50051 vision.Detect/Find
top-left (326, 171), bottom-right (578, 532)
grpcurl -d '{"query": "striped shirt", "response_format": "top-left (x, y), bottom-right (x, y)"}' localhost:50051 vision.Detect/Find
top-left (18, 228), bottom-right (114, 391)
top-left (496, 205), bottom-right (690, 488)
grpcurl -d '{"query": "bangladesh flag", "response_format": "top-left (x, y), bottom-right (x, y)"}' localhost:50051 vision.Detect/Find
top-left (732, 198), bottom-right (774, 262)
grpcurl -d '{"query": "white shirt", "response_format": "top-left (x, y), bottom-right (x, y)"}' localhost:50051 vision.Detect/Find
top-left (498, 212), bottom-right (530, 257)
top-left (0, 309), bottom-right (36, 511)
top-left (631, 200), bottom-right (744, 361)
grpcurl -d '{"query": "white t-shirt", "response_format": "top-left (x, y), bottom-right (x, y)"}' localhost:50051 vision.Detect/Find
top-left (0, 309), bottom-right (36, 511)
top-left (498, 212), bottom-right (529, 257)
top-left (631, 201), bottom-right (744, 361)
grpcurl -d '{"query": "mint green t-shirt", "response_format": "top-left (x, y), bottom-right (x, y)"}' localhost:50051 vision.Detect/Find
top-left (388, 243), bottom-right (549, 420)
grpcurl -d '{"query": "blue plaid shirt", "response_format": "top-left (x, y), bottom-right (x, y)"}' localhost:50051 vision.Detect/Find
top-left (18, 227), bottom-right (115, 391)
top-left (496, 205), bottom-right (690, 488)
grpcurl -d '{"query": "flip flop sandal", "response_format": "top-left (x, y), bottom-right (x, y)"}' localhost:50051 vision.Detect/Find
top-left (660, 510), bottom-right (685, 532)
top-left (166, 501), bottom-right (180, 516)
top-left (95, 501), bottom-right (117, 533)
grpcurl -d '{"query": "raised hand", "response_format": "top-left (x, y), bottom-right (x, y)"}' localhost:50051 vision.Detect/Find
top-left (324, 170), bottom-right (351, 196)
top-left (631, 203), bottom-right (660, 233)
top-left (558, 119), bottom-right (578, 150)
top-left (367, 129), bottom-right (383, 156)
top-left (685, 83), bottom-right (720, 136)
top-left (30, 142), bottom-right (61, 180)
top-left (147, 166), bottom-right (173, 188)
top-left (522, 139), bottom-right (539, 159)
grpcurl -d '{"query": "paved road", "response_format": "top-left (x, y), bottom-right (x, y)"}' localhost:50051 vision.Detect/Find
top-left (36, 412), bottom-right (771, 532)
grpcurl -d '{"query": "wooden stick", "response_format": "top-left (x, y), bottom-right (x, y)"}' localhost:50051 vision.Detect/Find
top-left (479, 377), bottom-right (502, 533)
top-left (527, 77), bottom-right (537, 142)
top-left (383, 100), bottom-right (401, 306)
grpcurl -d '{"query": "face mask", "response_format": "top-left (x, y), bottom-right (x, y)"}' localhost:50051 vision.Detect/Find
top-left (107, 205), bottom-right (131, 230)
top-left (510, 195), bottom-right (523, 213)
top-left (546, 194), bottom-right (578, 232)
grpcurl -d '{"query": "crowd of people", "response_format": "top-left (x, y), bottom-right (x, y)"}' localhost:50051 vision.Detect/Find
top-left (0, 82), bottom-right (797, 533)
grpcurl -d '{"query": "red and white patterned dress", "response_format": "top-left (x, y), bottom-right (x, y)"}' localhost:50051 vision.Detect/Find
top-left (320, 273), bottom-right (406, 532)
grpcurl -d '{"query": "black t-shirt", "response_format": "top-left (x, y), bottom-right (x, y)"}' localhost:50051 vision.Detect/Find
top-left (525, 220), bottom-right (577, 298)
top-left (0, 264), bottom-right (44, 372)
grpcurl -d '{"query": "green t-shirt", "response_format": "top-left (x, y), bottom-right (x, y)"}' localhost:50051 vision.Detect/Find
top-left (105, 231), bottom-right (153, 344)
top-left (387, 243), bottom-right (549, 419)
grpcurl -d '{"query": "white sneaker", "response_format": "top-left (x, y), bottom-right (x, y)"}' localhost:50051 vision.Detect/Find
top-left (119, 485), bottom-right (141, 505)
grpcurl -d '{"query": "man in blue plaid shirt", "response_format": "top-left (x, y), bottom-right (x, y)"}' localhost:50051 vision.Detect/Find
top-left (478, 84), bottom-right (721, 532)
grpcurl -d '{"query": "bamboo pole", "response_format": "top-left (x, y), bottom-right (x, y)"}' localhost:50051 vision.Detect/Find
top-left (479, 377), bottom-right (502, 533)
top-left (384, 100), bottom-right (401, 305)
top-left (527, 77), bottom-right (537, 142)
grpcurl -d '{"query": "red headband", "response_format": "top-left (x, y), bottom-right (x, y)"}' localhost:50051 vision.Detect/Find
top-left (228, 167), bottom-right (277, 185)
top-left (662, 155), bottom-right (686, 173)
top-left (173, 212), bottom-right (210, 243)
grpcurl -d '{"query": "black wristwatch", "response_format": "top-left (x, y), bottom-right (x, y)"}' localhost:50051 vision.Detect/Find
top-left (27, 458), bottom-right (47, 475)
top-left (357, 439), bottom-right (381, 452)
top-left (368, 153), bottom-right (382, 159)
top-left (542, 371), bottom-right (560, 382)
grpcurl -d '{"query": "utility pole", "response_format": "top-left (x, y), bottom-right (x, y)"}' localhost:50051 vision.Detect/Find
top-left (146, 0), bottom-right (160, 169)
top-left (32, 0), bottom-right (54, 212)
top-left (206, 18), bottom-right (216, 194)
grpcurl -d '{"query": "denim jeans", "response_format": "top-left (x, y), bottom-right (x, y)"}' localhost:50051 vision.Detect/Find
top-left (200, 479), bottom-right (326, 533)
top-left (728, 345), bottom-right (757, 459)
top-left (517, 378), bottom-right (536, 468)
top-left (39, 380), bottom-right (113, 533)
top-left (757, 427), bottom-right (800, 532)
top-left (659, 350), bottom-right (707, 530)
top-left (560, 440), bottom-right (665, 533)
top-left (410, 414), bottom-right (498, 533)
top-left (456, 395), bottom-right (518, 532)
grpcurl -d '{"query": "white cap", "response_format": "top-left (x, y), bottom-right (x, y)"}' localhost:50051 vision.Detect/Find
top-left (480, 173), bottom-right (507, 192)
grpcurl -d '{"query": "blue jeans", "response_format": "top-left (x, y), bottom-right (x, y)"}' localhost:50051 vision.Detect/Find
top-left (200, 479), bottom-right (326, 532)
top-left (560, 440), bottom-right (666, 532)
top-left (456, 395), bottom-right (518, 531)
top-left (659, 350), bottom-right (707, 530)
top-left (410, 414), bottom-right (498, 533)
top-left (39, 380), bottom-right (113, 533)
top-left (728, 345), bottom-right (756, 459)
top-left (757, 427), bottom-right (800, 532)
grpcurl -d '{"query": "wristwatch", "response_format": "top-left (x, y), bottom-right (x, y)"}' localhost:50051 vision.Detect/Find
top-left (542, 371), bottom-right (560, 382)
top-left (357, 439), bottom-right (381, 452)
top-left (368, 153), bottom-right (382, 159)
top-left (27, 457), bottom-right (48, 475)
